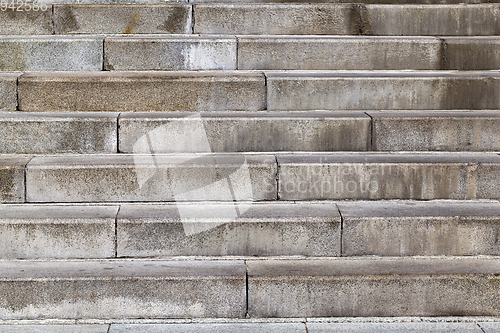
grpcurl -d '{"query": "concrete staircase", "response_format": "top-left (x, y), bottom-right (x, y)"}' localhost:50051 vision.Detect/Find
top-left (1, 0), bottom-right (500, 331)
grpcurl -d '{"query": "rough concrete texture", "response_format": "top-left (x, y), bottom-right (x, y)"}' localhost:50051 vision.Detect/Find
top-left (247, 257), bottom-right (500, 317)
top-left (238, 37), bottom-right (441, 70)
top-left (18, 71), bottom-right (266, 111)
top-left (444, 37), bottom-right (500, 70)
top-left (0, 112), bottom-right (118, 154)
top-left (118, 111), bottom-right (370, 153)
top-left (0, 6), bottom-right (53, 35)
top-left (277, 153), bottom-right (500, 200)
top-left (0, 205), bottom-right (118, 259)
top-left (365, 5), bottom-right (500, 36)
top-left (0, 325), bottom-right (108, 333)
top-left (0, 260), bottom-right (246, 319)
top-left (53, 4), bottom-right (191, 34)
top-left (0, 73), bottom-right (20, 111)
top-left (480, 322), bottom-right (500, 333)
top-left (26, 154), bottom-right (277, 202)
top-left (109, 323), bottom-right (306, 332)
top-left (266, 71), bottom-right (500, 110)
top-left (194, 4), bottom-right (357, 35)
top-left (307, 322), bottom-right (483, 332)
top-left (337, 201), bottom-right (500, 256)
top-left (0, 37), bottom-right (103, 72)
top-left (370, 111), bottom-right (500, 151)
top-left (0, 156), bottom-right (31, 203)
top-left (105, 36), bottom-right (236, 70)
top-left (117, 202), bottom-right (340, 257)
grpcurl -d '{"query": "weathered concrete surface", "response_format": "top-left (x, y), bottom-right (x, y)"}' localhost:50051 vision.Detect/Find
top-left (0, 205), bottom-right (118, 259)
top-left (0, 6), bottom-right (53, 35)
top-left (117, 202), bottom-right (340, 257)
top-left (277, 153), bottom-right (500, 200)
top-left (0, 73), bottom-right (20, 111)
top-left (365, 5), bottom-right (500, 36)
top-left (247, 257), bottom-right (500, 317)
top-left (238, 37), bottom-right (441, 70)
top-left (307, 322), bottom-right (483, 333)
top-left (370, 111), bottom-right (500, 151)
top-left (0, 37), bottom-right (103, 72)
top-left (53, 5), bottom-right (191, 34)
top-left (0, 259), bottom-right (246, 319)
top-left (0, 112), bottom-right (118, 154)
top-left (18, 71), bottom-right (266, 111)
top-left (110, 323), bottom-right (306, 332)
top-left (118, 111), bottom-right (370, 153)
top-left (1, 156), bottom-right (31, 203)
top-left (338, 201), bottom-right (500, 256)
top-left (105, 36), bottom-right (236, 70)
top-left (0, 325), bottom-right (108, 333)
top-left (26, 154), bottom-right (277, 202)
top-left (266, 71), bottom-right (500, 110)
top-left (444, 37), bottom-right (500, 70)
top-left (194, 4), bottom-right (357, 35)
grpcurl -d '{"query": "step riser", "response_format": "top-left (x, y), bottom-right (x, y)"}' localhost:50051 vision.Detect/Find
top-left (0, 75), bottom-right (18, 112)
top-left (17, 73), bottom-right (266, 112)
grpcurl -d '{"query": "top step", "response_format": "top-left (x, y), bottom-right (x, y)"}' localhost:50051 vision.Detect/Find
top-left (2, 4), bottom-right (500, 35)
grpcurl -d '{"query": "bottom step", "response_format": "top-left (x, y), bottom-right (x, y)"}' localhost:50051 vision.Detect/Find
top-left (0, 257), bottom-right (499, 319)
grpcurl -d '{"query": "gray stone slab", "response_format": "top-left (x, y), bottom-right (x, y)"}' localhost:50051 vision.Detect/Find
top-left (0, 112), bottom-right (118, 154)
top-left (0, 73), bottom-right (20, 111)
top-left (0, 204), bottom-right (118, 259)
top-left (0, 259), bottom-right (245, 319)
top-left (277, 153), bottom-right (500, 200)
top-left (117, 202), bottom-right (340, 257)
top-left (53, 4), bottom-right (191, 34)
top-left (247, 257), bottom-right (500, 317)
top-left (118, 111), bottom-right (370, 153)
top-left (238, 36), bottom-right (441, 70)
top-left (0, 6), bottom-right (53, 35)
top-left (338, 201), bottom-right (500, 256)
top-left (370, 111), bottom-right (500, 151)
top-left (307, 322), bottom-right (483, 333)
top-left (0, 325), bottom-right (108, 333)
top-left (105, 36), bottom-right (236, 70)
top-left (0, 36), bottom-right (103, 72)
top-left (194, 4), bottom-right (356, 35)
top-left (1, 156), bottom-right (31, 203)
top-left (18, 71), bottom-right (266, 111)
top-left (26, 154), bottom-right (277, 202)
top-left (365, 4), bottom-right (500, 36)
top-left (444, 37), bottom-right (500, 70)
top-left (479, 322), bottom-right (500, 333)
top-left (266, 71), bottom-right (500, 110)
top-left (109, 323), bottom-right (306, 332)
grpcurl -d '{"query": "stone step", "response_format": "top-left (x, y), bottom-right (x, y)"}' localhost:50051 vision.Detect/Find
top-left (3, 4), bottom-right (500, 36)
top-left (0, 112), bottom-right (117, 154)
top-left (267, 71), bottom-right (500, 110)
top-left (0, 321), bottom-right (498, 332)
top-left (0, 259), bottom-right (246, 319)
top-left (277, 153), bottom-right (500, 200)
top-left (0, 73), bottom-right (19, 112)
top-left (237, 36), bottom-right (442, 70)
top-left (15, 71), bottom-right (500, 111)
top-left (370, 110), bottom-right (500, 152)
top-left (25, 154), bottom-right (277, 202)
top-left (118, 111), bottom-right (370, 153)
top-left (0, 156), bottom-right (31, 203)
top-left (194, 4), bottom-right (500, 35)
top-left (0, 204), bottom-right (117, 259)
top-left (338, 201), bottom-right (500, 256)
top-left (18, 71), bottom-right (266, 112)
top-left (247, 257), bottom-right (500, 317)
top-left (0, 36), bottom-right (102, 72)
top-left (1, 257), bottom-right (499, 318)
